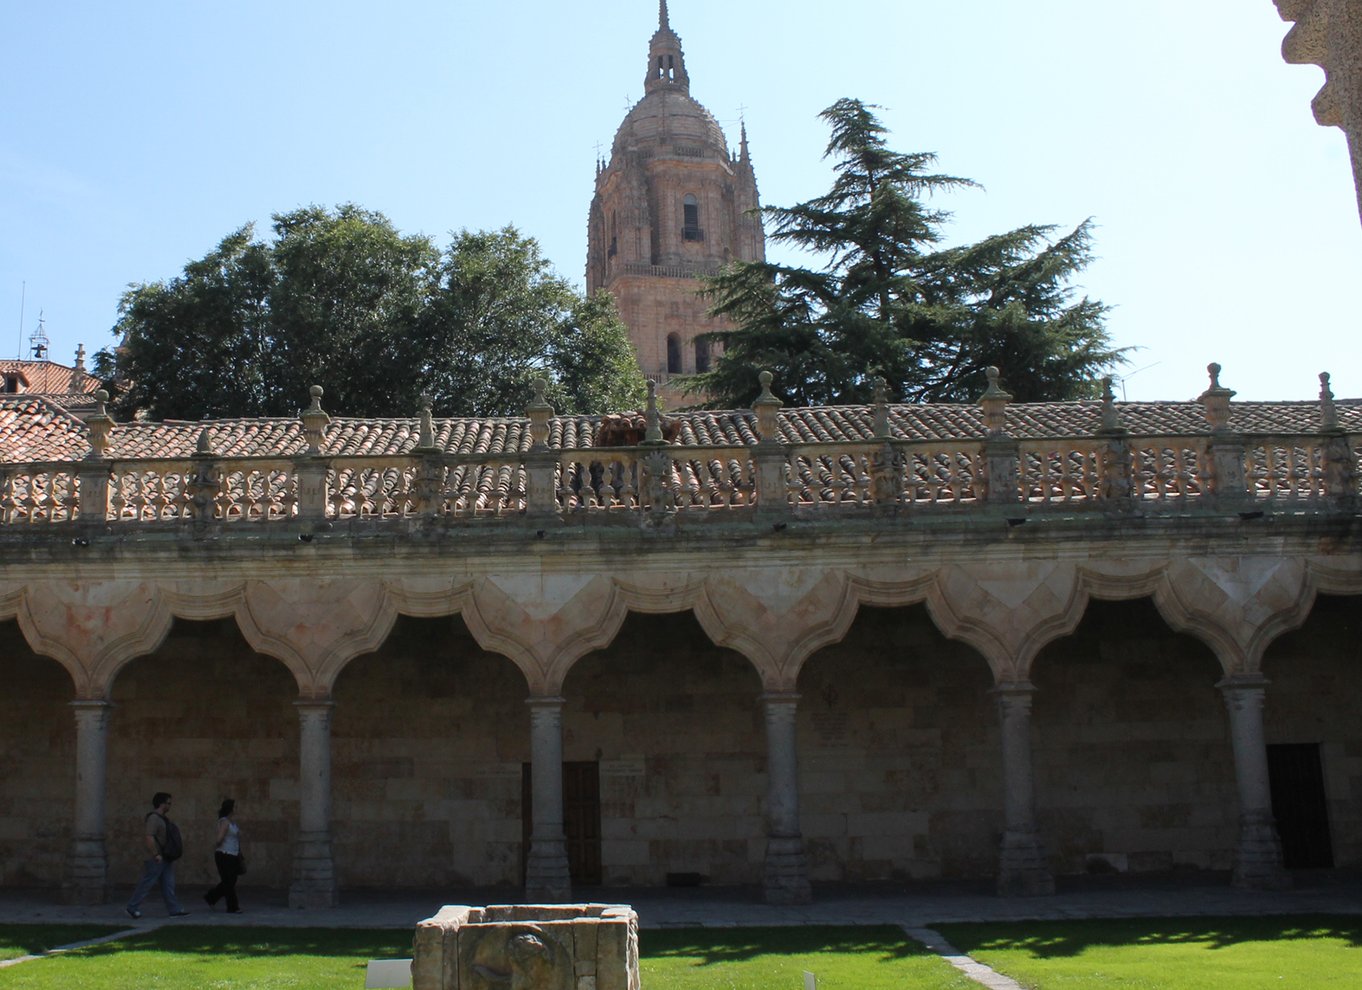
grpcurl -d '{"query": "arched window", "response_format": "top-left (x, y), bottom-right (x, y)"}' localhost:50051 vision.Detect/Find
top-left (682, 195), bottom-right (702, 241)
top-left (694, 337), bottom-right (711, 373)
top-left (666, 333), bottom-right (683, 374)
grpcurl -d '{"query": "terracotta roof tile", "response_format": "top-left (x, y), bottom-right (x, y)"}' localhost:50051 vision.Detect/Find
top-left (0, 359), bottom-right (101, 395)
top-left (3, 397), bottom-right (1360, 465)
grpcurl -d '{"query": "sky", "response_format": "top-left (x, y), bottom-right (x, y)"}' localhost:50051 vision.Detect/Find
top-left (4, 1), bottom-right (1359, 405)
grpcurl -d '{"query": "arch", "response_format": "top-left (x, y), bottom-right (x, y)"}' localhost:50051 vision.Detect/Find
top-left (666, 333), bottom-right (682, 374)
top-left (694, 336), bottom-right (711, 373)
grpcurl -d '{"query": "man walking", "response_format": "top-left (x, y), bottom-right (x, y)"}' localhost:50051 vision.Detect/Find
top-left (125, 792), bottom-right (189, 919)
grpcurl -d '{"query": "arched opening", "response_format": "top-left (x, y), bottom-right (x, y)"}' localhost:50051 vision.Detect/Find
top-left (107, 618), bottom-right (298, 890)
top-left (666, 333), bottom-right (683, 374)
top-left (694, 337), bottom-right (711, 373)
top-left (331, 615), bottom-right (529, 887)
top-left (562, 611), bottom-right (763, 886)
top-left (1262, 593), bottom-right (1362, 870)
top-left (1031, 598), bottom-right (1229, 877)
top-left (0, 621), bottom-right (75, 889)
top-left (798, 605), bottom-right (998, 882)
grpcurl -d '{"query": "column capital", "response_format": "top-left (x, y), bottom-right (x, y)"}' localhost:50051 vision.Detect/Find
top-left (759, 690), bottom-right (800, 706)
top-left (525, 695), bottom-right (567, 710)
top-left (1216, 673), bottom-right (1271, 693)
top-left (990, 679), bottom-right (1038, 698)
top-left (294, 698), bottom-right (335, 712)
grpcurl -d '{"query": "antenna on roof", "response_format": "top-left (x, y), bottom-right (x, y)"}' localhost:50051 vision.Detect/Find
top-left (29, 311), bottom-right (50, 361)
top-left (14, 281), bottom-right (24, 360)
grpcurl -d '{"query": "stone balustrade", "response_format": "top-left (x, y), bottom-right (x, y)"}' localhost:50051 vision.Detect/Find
top-left (2, 367), bottom-right (1358, 529)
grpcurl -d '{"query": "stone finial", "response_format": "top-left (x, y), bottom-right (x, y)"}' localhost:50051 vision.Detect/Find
top-left (85, 389), bottom-right (114, 459)
top-left (1319, 372), bottom-right (1339, 431)
top-left (1198, 362), bottom-right (1236, 432)
top-left (872, 376), bottom-right (890, 439)
top-left (752, 370), bottom-right (782, 441)
top-left (195, 427), bottom-right (214, 456)
top-left (977, 366), bottom-right (1013, 437)
top-left (526, 378), bottom-right (553, 449)
top-left (417, 393), bottom-right (436, 450)
top-left (1099, 376), bottom-right (1125, 433)
top-left (69, 344), bottom-right (88, 390)
top-left (300, 385), bottom-right (330, 455)
top-left (643, 380), bottom-right (664, 445)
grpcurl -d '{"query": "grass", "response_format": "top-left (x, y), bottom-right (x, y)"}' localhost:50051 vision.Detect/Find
top-left (639, 926), bottom-right (977, 989)
top-left (936, 915), bottom-right (1362, 990)
top-left (0, 927), bottom-right (412, 989)
top-left (2, 916), bottom-right (1360, 988)
top-left (0, 926), bottom-right (124, 963)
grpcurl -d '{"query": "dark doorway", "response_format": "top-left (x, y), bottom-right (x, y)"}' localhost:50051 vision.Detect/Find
top-left (1266, 743), bottom-right (1334, 869)
top-left (522, 761), bottom-right (602, 884)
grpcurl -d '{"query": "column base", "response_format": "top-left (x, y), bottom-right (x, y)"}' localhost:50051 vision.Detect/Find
top-left (763, 835), bottom-right (812, 905)
top-left (61, 837), bottom-right (109, 905)
top-left (1231, 815), bottom-right (1290, 891)
top-left (525, 838), bottom-right (572, 902)
top-left (289, 832), bottom-right (339, 909)
top-left (996, 828), bottom-right (1054, 897)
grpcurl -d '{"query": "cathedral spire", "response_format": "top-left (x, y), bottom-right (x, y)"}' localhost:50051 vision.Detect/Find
top-left (645, 0), bottom-right (689, 94)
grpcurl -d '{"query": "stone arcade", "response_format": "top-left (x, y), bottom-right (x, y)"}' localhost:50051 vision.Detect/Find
top-left (1, 367), bottom-right (1359, 908)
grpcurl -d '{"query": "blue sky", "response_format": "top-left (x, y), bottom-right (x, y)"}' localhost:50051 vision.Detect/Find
top-left (4, 1), bottom-right (1358, 404)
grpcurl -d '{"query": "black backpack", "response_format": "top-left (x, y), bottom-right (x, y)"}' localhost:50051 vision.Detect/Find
top-left (151, 813), bottom-right (183, 862)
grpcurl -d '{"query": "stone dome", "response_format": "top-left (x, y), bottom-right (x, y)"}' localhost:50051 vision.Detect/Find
top-left (611, 89), bottom-right (730, 158)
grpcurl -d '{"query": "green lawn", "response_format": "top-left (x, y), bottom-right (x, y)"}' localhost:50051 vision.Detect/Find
top-left (937, 915), bottom-right (1362, 990)
top-left (0, 926), bottom-right (124, 963)
top-left (0, 927), bottom-right (412, 990)
top-left (640, 926), bottom-right (977, 989)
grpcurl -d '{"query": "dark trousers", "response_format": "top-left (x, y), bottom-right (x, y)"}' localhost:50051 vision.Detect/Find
top-left (205, 852), bottom-right (242, 911)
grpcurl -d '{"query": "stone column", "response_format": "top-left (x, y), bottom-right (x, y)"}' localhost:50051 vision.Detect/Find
top-left (761, 691), bottom-right (811, 904)
top-left (1218, 675), bottom-right (1289, 889)
top-left (62, 700), bottom-right (111, 905)
top-left (525, 696), bottom-right (571, 901)
top-left (290, 699), bottom-right (339, 909)
top-left (993, 681), bottom-right (1054, 896)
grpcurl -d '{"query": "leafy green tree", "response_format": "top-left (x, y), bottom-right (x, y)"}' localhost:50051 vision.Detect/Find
top-left (97, 208), bottom-right (645, 421)
top-left (694, 99), bottom-right (1125, 407)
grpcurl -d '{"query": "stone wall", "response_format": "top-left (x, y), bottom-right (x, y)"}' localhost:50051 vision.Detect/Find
top-left (0, 624), bottom-right (73, 887)
top-left (1263, 594), bottom-right (1362, 867)
top-left (1032, 600), bottom-right (1237, 875)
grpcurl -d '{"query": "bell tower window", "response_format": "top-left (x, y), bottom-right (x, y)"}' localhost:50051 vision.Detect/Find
top-left (682, 195), bottom-right (703, 242)
top-left (666, 333), bottom-right (683, 374)
top-left (694, 337), bottom-right (711, 373)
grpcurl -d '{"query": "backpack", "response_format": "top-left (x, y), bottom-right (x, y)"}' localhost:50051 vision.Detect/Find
top-left (151, 813), bottom-right (184, 862)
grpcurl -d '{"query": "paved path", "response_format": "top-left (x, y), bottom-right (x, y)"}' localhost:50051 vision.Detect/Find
top-left (1, 871), bottom-right (1359, 930)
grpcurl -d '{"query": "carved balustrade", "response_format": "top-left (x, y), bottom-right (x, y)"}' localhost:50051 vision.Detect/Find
top-left (2, 369), bottom-right (1359, 529)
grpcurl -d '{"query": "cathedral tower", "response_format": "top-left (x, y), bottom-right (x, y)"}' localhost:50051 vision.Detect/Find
top-left (586, 1), bottom-right (764, 407)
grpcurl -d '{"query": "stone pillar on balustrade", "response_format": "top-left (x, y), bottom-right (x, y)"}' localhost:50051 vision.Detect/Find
top-left (750, 371), bottom-right (791, 520)
top-left (77, 390), bottom-right (114, 525)
top-left (1198, 364), bottom-right (1249, 505)
top-left (977, 368), bottom-right (1020, 506)
top-left (295, 385), bottom-right (332, 523)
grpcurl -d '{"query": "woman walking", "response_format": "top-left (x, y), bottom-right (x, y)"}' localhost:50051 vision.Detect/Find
top-left (203, 798), bottom-right (244, 914)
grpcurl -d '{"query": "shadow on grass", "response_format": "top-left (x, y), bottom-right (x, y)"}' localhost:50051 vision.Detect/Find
top-left (67, 926), bottom-right (411, 961)
top-left (938, 914), bottom-right (1362, 958)
top-left (642, 925), bottom-right (926, 967)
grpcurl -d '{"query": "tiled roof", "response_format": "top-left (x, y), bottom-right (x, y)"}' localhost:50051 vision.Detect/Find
top-left (0, 359), bottom-right (101, 396)
top-left (0, 397), bottom-right (90, 461)
top-left (2, 396), bottom-right (1360, 464)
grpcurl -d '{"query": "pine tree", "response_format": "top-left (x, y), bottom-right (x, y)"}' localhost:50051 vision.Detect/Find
top-left (695, 99), bottom-right (1125, 407)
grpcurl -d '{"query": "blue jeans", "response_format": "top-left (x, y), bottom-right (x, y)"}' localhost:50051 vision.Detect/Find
top-left (127, 858), bottom-right (182, 914)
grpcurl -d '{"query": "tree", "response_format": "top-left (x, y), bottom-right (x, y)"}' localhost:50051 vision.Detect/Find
top-left (97, 207), bottom-right (646, 421)
top-left (694, 99), bottom-right (1126, 407)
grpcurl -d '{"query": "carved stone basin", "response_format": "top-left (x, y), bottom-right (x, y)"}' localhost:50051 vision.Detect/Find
top-left (412, 903), bottom-right (640, 990)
